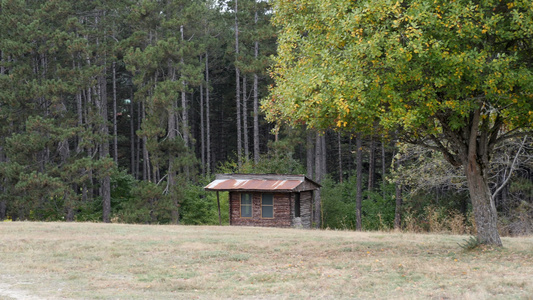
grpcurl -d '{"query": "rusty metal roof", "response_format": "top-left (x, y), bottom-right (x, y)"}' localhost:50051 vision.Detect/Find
top-left (204, 174), bottom-right (320, 192)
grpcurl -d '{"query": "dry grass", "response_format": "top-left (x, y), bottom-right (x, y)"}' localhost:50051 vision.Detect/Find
top-left (1, 222), bottom-right (532, 299)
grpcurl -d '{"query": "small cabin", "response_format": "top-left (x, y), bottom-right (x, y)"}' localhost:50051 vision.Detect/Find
top-left (204, 174), bottom-right (321, 228)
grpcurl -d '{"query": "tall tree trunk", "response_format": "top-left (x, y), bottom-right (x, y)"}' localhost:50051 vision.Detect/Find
top-left (313, 132), bottom-right (325, 228)
top-left (205, 52), bottom-right (211, 174)
top-left (85, 87), bottom-right (94, 202)
top-left (243, 76), bottom-right (249, 160)
top-left (356, 134), bottom-right (363, 231)
top-left (200, 80), bottom-right (205, 175)
top-left (130, 87), bottom-right (136, 177)
top-left (394, 183), bottom-right (402, 230)
top-left (235, 0), bottom-right (242, 168)
top-left (306, 131), bottom-right (314, 179)
top-left (0, 199), bottom-right (5, 221)
top-left (98, 73), bottom-right (111, 223)
top-left (0, 145), bottom-right (6, 220)
top-left (142, 101), bottom-right (150, 182)
top-left (368, 136), bottom-right (375, 191)
top-left (253, 71), bottom-right (259, 164)
top-left (321, 133), bottom-right (326, 177)
top-left (0, 50), bottom-right (4, 75)
top-left (381, 136), bottom-right (386, 199)
top-left (393, 134), bottom-right (402, 230)
top-left (56, 97), bottom-right (72, 220)
top-left (168, 65), bottom-right (179, 224)
top-left (458, 108), bottom-right (502, 246)
top-left (74, 59), bottom-right (83, 154)
top-left (136, 101), bottom-right (141, 179)
top-left (180, 25), bottom-right (189, 148)
top-left (338, 132), bottom-right (343, 183)
top-left (253, 0), bottom-right (260, 165)
top-left (465, 159), bottom-right (502, 246)
top-left (112, 61), bottom-right (118, 164)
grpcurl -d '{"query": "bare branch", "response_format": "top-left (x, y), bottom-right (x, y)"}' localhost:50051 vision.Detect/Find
top-left (492, 135), bottom-right (528, 199)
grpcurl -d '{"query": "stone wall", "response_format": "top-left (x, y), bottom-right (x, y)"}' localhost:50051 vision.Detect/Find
top-left (299, 191), bottom-right (313, 228)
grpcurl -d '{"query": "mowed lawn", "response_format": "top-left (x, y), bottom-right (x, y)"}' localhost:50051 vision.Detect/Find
top-left (0, 222), bottom-right (532, 299)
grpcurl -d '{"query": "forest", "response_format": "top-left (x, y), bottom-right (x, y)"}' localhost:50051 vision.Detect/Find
top-left (0, 0), bottom-right (532, 242)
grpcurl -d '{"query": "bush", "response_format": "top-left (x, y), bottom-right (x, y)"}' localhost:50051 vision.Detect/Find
top-left (321, 175), bottom-right (396, 231)
top-left (361, 187), bottom-right (396, 231)
top-left (180, 178), bottom-right (229, 225)
top-left (321, 176), bottom-right (357, 230)
top-left (401, 205), bottom-right (475, 234)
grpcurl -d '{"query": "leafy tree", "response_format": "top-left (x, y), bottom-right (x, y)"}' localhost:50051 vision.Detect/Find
top-left (265, 0), bottom-right (533, 245)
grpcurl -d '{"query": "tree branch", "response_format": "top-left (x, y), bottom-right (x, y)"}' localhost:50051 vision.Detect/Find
top-left (492, 135), bottom-right (528, 199)
top-left (495, 128), bottom-right (531, 145)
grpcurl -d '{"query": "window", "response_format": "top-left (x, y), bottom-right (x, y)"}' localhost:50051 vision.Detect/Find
top-left (241, 193), bottom-right (252, 218)
top-left (262, 194), bottom-right (274, 218)
top-left (294, 193), bottom-right (301, 218)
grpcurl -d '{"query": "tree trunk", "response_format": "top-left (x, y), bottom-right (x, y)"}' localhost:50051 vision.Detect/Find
top-left (243, 76), bottom-right (249, 160)
top-left (0, 199), bottom-right (5, 221)
top-left (253, 0), bottom-right (260, 165)
top-left (306, 131), bottom-right (314, 179)
top-left (0, 142), bottom-right (5, 220)
top-left (98, 74), bottom-right (111, 223)
top-left (200, 80), bottom-right (205, 175)
top-left (180, 25), bottom-right (189, 148)
top-left (112, 61), bottom-right (118, 164)
top-left (338, 132), bottom-right (343, 183)
top-left (0, 50), bottom-right (4, 75)
top-left (205, 52), bottom-right (211, 174)
top-left (356, 134), bottom-right (363, 231)
top-left (464, 159), bottom-right (502, 246)
top-left (394, 183), bottom-right (402, 230)
top-left (168, 66), bottom-right (179, 224)
top-left (142, 101), bottom-right (150, 182)
top-left (235, 0), bottom-right (242, 167)
top-left (136, 101), bottom-right (142, 180)
top-left (393, 135), bottom-right (402, 230)
top-left (130, 87), bottom-right (136, 177)
top-left (321, 133), bottom-right (326, 177)
top-left (368, 136), bottom-right (375, 191)
top-left (253, 74), bottom-right (259, 164)
top-left (313, 132), bottom-right (325, 228)
top-left (381, 137), bottom-right (386, 199)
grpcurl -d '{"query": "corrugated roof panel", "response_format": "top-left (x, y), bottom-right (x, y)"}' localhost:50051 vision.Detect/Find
top-left (204, 179), bottom-right (303, 191)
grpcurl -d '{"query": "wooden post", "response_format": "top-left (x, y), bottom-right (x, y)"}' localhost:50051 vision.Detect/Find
top-left (217, 191), bottom-right (222, 225)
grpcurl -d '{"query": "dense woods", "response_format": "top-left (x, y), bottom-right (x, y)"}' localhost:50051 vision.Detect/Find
top-left (0, 0), bottom-right (532, 243)
top-left (0, 0), bottom-right (276, 223)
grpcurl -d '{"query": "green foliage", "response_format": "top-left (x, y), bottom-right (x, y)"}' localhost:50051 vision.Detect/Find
top-left (242, 139), bottom-right (306, 174)
top-left (218, 136), bottom-right (306, 175)
top-left (321, 175), bottom-right (396, 231)
top-left (321, 176), bottom-right (357, 230)
top-left (0, 0), bottom-right (277, 225)
top-left (117, 180), bottom-right (171, 224)
top-left (111, 170), bottom-right (137, 212)
top-left (267, 0), bottom-right (533, 134)
top-left (180, 179), bottom-right (229, 225)
top-left (361, 187), bottom-right (396, 231)
top-left (458, 236), bottom-right (482, 251)
top-left (75, 199), bottom-right (103, 222)
top-left (265, 0), bottom-right (533, 244)
top-left (107, 174), bottom-right (229, 225)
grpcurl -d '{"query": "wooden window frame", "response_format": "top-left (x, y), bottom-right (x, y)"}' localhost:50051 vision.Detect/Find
top-left (261, 193), bottom-right (274, 219)
top-left (240, 193), bottom-right (252, 218)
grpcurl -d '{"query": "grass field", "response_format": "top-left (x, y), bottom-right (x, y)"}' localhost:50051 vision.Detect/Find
top-left (0, 222), bottom-right (532, 299)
